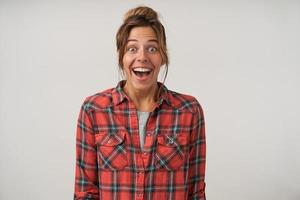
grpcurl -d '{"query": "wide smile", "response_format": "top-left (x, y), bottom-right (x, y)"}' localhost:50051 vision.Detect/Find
top-left (132, 67), bottom-right (152, 78)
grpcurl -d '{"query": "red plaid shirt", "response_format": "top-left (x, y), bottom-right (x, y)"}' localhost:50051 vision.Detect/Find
top-left (74, 81), bottom-right (206, 200)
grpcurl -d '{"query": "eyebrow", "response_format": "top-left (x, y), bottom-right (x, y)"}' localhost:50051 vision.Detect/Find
top-left (127, 39), bottom-right (158, 43)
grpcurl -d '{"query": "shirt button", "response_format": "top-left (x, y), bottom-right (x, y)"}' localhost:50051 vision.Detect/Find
top-left (143, 152), bottom-right (148, 156)
top-left (137, 192), bottom-right (143, 197)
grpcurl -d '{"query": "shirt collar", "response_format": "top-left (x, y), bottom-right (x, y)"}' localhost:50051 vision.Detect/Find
top-left (157, 82), bottom-right (171, 107)
top-left (111, 80), bottom-right (172, 107)
top-left (111, 80), bottom-right (127, 106)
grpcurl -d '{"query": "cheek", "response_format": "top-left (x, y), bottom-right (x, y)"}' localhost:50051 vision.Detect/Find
top-left (153, 55), bottom-right (163, 67)
top-left (122, 54), bottom-right (133, 69)
top-left (122, 55), bottom-right (135, 77)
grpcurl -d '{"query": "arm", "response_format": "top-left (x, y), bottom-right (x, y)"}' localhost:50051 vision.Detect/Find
top-left (188, 102), bottom-right (206, 200)
top-left (74, 101), bottom-right (99, 200)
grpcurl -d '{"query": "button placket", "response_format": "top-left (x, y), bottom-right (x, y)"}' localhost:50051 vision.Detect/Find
top-left (143, 131), bottom-right (152, 148)
top-left (137, 171), bottom-right (145, 180)
top-left (136, 171), bottom-right (145, 200)
top-left (137, 191), bottom-right (143, 199)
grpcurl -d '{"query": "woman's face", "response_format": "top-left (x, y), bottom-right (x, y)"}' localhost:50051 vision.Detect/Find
top-left (122, 26), bottom-right (163, 93)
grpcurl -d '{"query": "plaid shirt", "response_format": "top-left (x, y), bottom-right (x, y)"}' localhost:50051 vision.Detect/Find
top-left (74, 81), bottom-right (206, 200)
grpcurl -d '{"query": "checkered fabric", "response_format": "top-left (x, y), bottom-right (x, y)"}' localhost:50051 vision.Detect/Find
top-left (74, 81), bottom-right (206, 200)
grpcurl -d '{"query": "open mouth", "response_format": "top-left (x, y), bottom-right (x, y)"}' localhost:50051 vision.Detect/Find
top-left (132, 67), bottom-right (152, 77)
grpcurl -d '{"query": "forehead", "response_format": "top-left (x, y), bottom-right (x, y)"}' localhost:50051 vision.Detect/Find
top-left (127, 26), bottom-right (158, 41)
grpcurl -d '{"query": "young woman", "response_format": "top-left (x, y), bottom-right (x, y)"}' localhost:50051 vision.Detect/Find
top-left (74, 6), bottom-right (206, 200)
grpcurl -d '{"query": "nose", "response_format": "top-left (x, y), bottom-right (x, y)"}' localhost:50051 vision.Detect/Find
top-left (137, 48), bottom-right (148, 63)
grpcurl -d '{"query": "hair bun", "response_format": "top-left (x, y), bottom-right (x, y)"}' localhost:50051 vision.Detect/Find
top-left (124, 6), bottom-right (158, 22)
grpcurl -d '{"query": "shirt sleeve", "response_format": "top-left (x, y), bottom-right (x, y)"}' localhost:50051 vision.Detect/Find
top-left (74, 101), bottom-right (99, 200)
top-left (188, 102), bottom-right (206, 200)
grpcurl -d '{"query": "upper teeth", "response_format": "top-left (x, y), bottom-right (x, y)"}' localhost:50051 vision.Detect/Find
top-left (133, 68), bottom-right (151, 72)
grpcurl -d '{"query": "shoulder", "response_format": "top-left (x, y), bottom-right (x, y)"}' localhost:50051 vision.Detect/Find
top-left (81, 88), bottom-right (115, 112)
top-left (167, 89), bottom-right (203, 114)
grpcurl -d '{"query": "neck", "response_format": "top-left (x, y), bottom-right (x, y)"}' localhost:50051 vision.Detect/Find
top-left (123, 82), bottom-right (159, 112)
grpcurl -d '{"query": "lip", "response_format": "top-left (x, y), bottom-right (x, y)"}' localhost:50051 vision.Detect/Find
top-left (132, 67), bottom-right (153, 81)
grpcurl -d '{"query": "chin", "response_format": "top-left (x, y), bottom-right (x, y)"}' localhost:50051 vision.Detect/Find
top-left (132, 82), bottom-right (155, 91)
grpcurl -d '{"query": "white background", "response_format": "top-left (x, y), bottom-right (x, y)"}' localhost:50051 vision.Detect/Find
top-left (1, 1), bottom-right (299, 199)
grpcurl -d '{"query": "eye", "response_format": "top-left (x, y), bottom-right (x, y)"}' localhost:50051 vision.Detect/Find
top-left (148, 46), bottom-right (158, 53)
top-left (127, 46), bottom-right (137, 53)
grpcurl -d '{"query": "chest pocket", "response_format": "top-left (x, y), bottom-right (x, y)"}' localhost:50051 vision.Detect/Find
top-left (155, 133), bottom-right (189, 171)
top-left (95, 131), bottom-right (128, 170)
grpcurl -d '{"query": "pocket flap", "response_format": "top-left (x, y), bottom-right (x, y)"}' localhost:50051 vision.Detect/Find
top-left (157, 133), bottom-right (188, 146)
top-left (95, 131), bottom-right (126, 146)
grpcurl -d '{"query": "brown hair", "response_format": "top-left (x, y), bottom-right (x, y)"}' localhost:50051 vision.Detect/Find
top-left (116, 6), bottom-right (169, 82)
